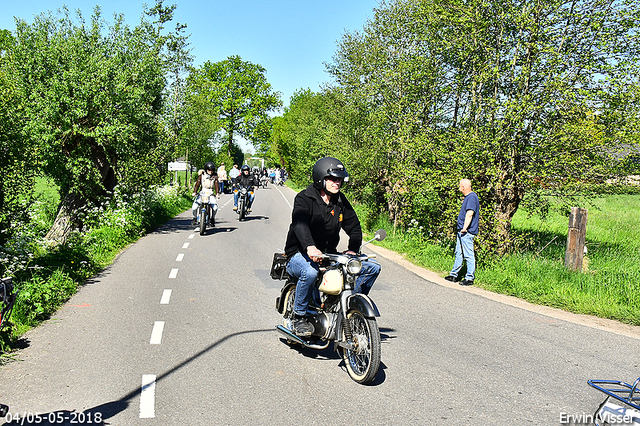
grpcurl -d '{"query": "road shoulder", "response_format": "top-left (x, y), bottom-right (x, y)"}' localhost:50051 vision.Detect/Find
top-left (368, 243), bottom-right (640, 340)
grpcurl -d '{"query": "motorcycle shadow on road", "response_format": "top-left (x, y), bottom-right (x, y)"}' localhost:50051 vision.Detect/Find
top-left (379, 327), bottom-right (397, 343)
top-left (278, 333), bottom-right (391, 386)
top-left (279, 338), bottom-right (341, 360)
top-left (150, 217), bottom-right (208, 234)
top-left (197, 225), bottom-right (238, 236)
top-left (235, 215), bottom-right (269, 222)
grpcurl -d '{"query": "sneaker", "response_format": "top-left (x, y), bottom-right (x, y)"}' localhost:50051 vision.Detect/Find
top-left (444, 275), bottom-right (456, 282)
top-left (460, 279), bottom-right (474, 286)
top-left (233, 206), bottom-right (237, 211)
top-left (292, 316), bottom-right (314, 336)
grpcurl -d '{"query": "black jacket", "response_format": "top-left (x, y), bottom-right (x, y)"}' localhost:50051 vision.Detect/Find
top-left (233, 172), bottom-right (258, 188)
top-left (284, 184), bottom-right (362, 257)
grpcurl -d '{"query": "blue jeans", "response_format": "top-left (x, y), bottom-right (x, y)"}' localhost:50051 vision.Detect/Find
top-left (450, 231), bottom-right (476, 280)
top-left (233, 190), bottom-right (255, 207)
top-left (286, 252), bottom-right (381, 317)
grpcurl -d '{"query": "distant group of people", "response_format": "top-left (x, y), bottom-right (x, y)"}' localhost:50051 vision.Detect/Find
top-left (191, 162), bottom-right (293, 223)
top-left (265, 167), bottom-right (287, 184)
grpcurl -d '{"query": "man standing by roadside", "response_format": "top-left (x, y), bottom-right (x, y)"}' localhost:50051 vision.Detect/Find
top-left (445, 179), bottom-right (480, 286)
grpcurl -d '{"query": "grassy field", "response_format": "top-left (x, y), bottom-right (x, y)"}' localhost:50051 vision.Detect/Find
top-left (370, 194), bottom-right (640, 326)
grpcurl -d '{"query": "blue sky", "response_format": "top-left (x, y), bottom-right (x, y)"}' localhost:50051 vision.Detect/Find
top-left (0, 0), bottom-right (379, 110)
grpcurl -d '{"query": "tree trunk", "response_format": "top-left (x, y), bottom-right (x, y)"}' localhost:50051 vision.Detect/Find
top-left (492, 179), bottom-right (524, 255)
top-left (45, 192), bottom-right (87, 244)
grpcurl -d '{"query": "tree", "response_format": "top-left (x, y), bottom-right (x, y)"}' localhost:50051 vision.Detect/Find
top-left (0, 29), bottom-right (35, 246)
top-left (324, 0), bottom-right (640, 253)
top-left (6, 2), bottom-right (187, 243)
top-left (185, 55), bottom-right (282, 161)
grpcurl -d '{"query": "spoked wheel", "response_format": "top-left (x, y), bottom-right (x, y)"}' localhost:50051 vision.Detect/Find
top-left (281, 285), bottom-right (296, 332)
top-left (238, 198), bottom-right (246, 221)
top-left (199, 208), bottom-right (206, 235)
top-left (340, 310), bottom-right (381, 384)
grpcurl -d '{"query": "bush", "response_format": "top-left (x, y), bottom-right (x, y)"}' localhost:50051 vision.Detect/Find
top-left (12, 269), bottom-right (76, 327)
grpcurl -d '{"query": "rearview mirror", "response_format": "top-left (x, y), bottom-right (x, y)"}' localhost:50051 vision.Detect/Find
top-left (374, 229), bottom-right (387, 242)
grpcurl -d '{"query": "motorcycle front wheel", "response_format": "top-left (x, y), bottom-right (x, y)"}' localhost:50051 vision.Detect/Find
top-left (199, 208), bottom-right (206, 235)
top-left (238, 198), bottom-right (246, 221)
top-left (341, 310), bottom-right (381, 384)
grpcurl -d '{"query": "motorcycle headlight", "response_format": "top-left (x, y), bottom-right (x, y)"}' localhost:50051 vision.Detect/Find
top-left (346, 259), bottom-right (362, 275)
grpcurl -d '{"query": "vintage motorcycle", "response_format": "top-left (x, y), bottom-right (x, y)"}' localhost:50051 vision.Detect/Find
top-left (260, 175), bottom-right (268, 189)
top-left (272, 229), bottom-right (386, 384)
top-left (196, 188), bottom-right (215, 235)
top-left (234, 185), bottom-right (253, 221)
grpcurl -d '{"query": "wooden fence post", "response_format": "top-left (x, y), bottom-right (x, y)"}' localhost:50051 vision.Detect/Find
top-left (565, 207), bottom-right (588, 272)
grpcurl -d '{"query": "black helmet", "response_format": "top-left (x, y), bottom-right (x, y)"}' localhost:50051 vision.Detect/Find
top-left (241, 164), bottom-right (250, 173)
top-left (312, 157), bottom-right (349, 190)
top-left (204, 161), bottom-right (215, 172)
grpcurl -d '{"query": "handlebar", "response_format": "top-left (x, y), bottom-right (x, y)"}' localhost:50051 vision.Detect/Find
top-left (321, 253), bottom-right (375, 263)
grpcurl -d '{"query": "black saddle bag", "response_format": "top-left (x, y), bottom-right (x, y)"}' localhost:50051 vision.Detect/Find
top-left (270, 253), bottom-right (290, 280)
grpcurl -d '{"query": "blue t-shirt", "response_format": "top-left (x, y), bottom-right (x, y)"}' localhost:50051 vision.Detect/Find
top-left (457, 192), bottom-right (480, 235)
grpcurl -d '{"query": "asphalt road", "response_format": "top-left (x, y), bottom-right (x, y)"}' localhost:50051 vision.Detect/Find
top-left (0, 183), bottom-right (639, 425)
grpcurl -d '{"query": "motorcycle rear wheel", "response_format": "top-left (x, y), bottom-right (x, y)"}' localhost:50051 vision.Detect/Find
top-left (199, 208), bottom-right (206, 235)
top-left (341, 310), bottom-right (381, 384)
top-left (282, 285), bottom-right (296, 329)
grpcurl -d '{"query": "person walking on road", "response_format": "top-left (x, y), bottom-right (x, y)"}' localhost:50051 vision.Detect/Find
top-left (217, 163), bottom-right (227, 194)
top-left (229, 164), bottom-right (240, 181)
top-left (445, 179), bottom-right (480, 286)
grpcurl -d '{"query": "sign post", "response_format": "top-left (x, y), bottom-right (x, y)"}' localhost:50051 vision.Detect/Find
top-left (168, 161), bottom-right (189, 186)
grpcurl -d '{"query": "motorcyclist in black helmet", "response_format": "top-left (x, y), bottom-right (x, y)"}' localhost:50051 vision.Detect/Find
top-left (283, 156), bottom-right (381, 336)
top-left (191, 161), bottom-right (219, 225)
top-left (233, 164), bottom-right (258, 212)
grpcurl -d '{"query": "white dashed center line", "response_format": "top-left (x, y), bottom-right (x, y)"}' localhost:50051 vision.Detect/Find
top-left (139, 374), bottom-right (156, 418)
top-left (176, 253), bottom-right (184, 262)
top-left (149, 321), bottom-right (165, 345)
top-left (160, 289), bottom-right (172, 305)
top-left (169, 268), bottom-right (179, 279)
top-left (182, 243), bottom-right (190, 249)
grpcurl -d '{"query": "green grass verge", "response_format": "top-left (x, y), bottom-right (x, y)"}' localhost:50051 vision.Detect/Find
top-left (364, 194), bottom-right (640, 326)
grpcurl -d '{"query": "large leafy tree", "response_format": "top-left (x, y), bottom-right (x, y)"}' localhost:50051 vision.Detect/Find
top-left (0, 29), bottom-right (35, 245)
top-left (269, 89), bottom-right (339, 183)
top-left (185, 55), bottom-right (282, 163)
top-left (6, 2), bottom-right (187, 243)
top-left (324, 0), bottom-right (640, 253)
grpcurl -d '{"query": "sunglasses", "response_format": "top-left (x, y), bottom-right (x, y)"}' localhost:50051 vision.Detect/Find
top-left (326, 176), bottom-right (343, 182)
